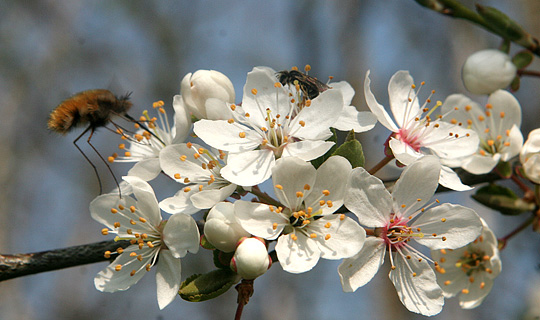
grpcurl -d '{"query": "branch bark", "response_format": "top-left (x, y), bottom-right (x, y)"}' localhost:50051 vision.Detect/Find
top-left (0, 240), bottom-right (131, 282)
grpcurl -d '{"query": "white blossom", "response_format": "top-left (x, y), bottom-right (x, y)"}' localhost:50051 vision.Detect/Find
top-left (339, 156), bottom-right (483, 316)
top-left (462, 49), bottom-right (517, 95)
top-left (91, 176), bottom-right (200, 309)
top-left (204, 202), bottom-right (251, 252)
top-left (520, 128), bottom-right (540, 184)
top-left (230, 237), bottom-right (272, 280)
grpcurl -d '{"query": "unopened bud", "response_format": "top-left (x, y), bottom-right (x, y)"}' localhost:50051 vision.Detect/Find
top-left (204, 202), bottom-right (250, 252)
top-left (230, 237), bottom-right (271, 280)
top-left (462, 49), bottom-right (517, 95)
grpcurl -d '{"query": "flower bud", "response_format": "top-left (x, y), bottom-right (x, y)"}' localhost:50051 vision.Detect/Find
top-left (462, 49), bottom-right (517, 95)
top-left (180, 70), bottom-right (235, 119)
top-left (230, 237), bottom-right (271, 280)
top-left (520, 128), bottom-right (540, 184)
top-left (204, 202), bottom-right (250, 252)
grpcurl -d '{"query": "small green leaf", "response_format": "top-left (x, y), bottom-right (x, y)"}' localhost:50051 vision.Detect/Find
top-left (200, 235), bottom-right (216, 250)
top-left (510, 76), bottom-right (520, 91)
top-left (179, 269), bottom-right (240, 302)
top-left (332, 134), bottom-right (365, 168)
top-left (512, 50), bottom-right (534, 69)
top-left (472, 184), bottom-right (535, 215)
top-left (311, 128), bottom-right (338, 169)
top-left (496, 161), bottom-right (512, 178)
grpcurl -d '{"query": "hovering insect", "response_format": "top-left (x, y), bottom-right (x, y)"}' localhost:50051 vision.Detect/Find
top-left (48, 89), bottom-right (151, 194)
top-left (277, 69), bottom-right (330, 100)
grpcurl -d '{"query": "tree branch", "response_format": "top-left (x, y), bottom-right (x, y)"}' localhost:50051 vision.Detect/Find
top-left (0, 240), bottom-right (131, 282)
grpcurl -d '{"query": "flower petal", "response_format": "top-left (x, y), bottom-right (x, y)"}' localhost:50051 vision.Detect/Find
top-left (461, 154), bottom-right (500, 175)
top-left (304, 155), bottom-right (351, 215)
top-left (235, 201), bottom-right (287, 240)
top-left (221, 149), bottom-right (275, 186)
top-left (163, 213), bottom-right (200, 258)
top-left (333, 106), bottom-right (377, 133)
top-left (271, 157), bottom-right (316, 209)
top-left (193, 119), bottom-right (261, 153)
top-left (172, 95), bottom-right (192, 143)
top-left (487, 89), bottom-right (521, 130)
top-left (388, 71), bottom-right (420, 128)
top-left (159, 189), bottom-right (200, 215)
top-left (160, 143), bottom-right (211, 183)
top-left (122, 176), bottom-right (162, 226)
top-left (282, 140), bottom-right (335, 161)
top-left (190, 183), bottom-right (237, 209)
top-left (414, 203), bottom-right (482, 250)
top-left (345, 167), bottom-right (392, 227)
top-left (393, 156), bottom-right (440, 216)
top-left (127, 158), bottom-right (162, 181)
top-left (364, 71), bottom-right (399, 132)
top-left (388, 138), bottom-right (422, 165)
top-left (389, 250), bottom-right (444, 316)
top-left (439, 165), bottom-right (472, 191)
top-left (292, 90), bottom-right (344, 140)
top-left (309, 215), bottom-right (366, 259)
top-left (156, 250), bottom-right (182, 309)
top-left (276, 232), bottom-right (321, 273)
top-left (338, 237), bottom-right (386, 292)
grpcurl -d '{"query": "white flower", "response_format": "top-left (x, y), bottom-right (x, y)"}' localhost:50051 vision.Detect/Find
top-left (193, 66), bottom-right (344, 186)
top-left (181, 69), bottom-right (235, 120)
top-left (432, 219), bottom-right (501, 309)
top-left (203, 202), bottom-right (251, 252)
top-left (235, 156), bottom-right (365, 273)
top-left (462, 49), bottom-right (517, 95)
top-left (364, 70), bottom-right (479, 191)
top-left (230, 237), bottom-right (272, 280)
top-left (520, 128), bottom-right (540, 184)
top-left (112, 97), bottom-right (191, 181)
top-left (158, 142), bottom-right (237, 214)
top-left (338, 156), bottom-right (483, 316)
top-left (91, 176), bottom-right (200, 309)
top-left (441, 90), bottom-right (523, 174)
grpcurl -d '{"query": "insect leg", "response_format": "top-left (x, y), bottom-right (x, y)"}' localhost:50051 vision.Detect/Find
top-left (86, 126), bottom-right (122, 197)
top-left (73, 125), bottom-right (104, 194)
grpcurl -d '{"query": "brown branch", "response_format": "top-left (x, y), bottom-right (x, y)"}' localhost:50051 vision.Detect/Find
top-left (0, 240), bottom-right (131, 282)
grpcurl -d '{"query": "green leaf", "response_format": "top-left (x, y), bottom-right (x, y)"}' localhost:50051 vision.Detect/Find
top-left (512, 50), bottom-right (534, 69)
top-left (510, 76), bottom-right (520, 91)
top-left (472, 184), bottom-right (535, 215)
top-left (332, 131), bottom-right (365, 168)
top-left (200, 235), bottom-right (216, 250)
top-left (496, 161), bottom-right (512, 179)
top-left (311, 128), bottom-right (338, 169)
top-left (179, 269), bottom-right (240, 302)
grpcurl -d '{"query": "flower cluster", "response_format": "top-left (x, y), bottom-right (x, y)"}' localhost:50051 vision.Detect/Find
top-left (86, 62), bottom-right (538, 316)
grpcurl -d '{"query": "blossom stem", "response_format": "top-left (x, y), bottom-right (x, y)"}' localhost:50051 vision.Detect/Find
top-left (510, 173), bottom-right (532, 194)
top-left (517, 69), bottom-right (540, 77)
top-left (249, 185), bottom-right (282, 207)
top-left (235, 279), bottom-right (254, 320)
top-left (368, 155), bottom-right (394, 175)
top-left (498, 214), bottom-right (535, 250)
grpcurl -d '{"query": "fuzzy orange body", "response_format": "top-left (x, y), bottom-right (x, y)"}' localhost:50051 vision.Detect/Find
top-left (48, 89), bottom-right (132, 134)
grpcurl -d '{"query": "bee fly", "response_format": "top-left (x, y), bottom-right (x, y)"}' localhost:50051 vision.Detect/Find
top-left (277, 68), bottom-right (330, 100)
top-left (48, 89), bottom-right (160, 194)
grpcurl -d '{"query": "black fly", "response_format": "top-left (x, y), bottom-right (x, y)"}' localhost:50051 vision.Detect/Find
top-left (277, 69), bottom-right (330, 100)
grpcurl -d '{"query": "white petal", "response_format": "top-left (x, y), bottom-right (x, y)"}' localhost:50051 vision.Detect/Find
top-left (364, 71), bottom-right (399, 132)
top-left (487, 89), bottom-right (521, 129)
top-left (271, 157), bottom-right (316, 209)
top-left (282, 140), bottom-right (335, 161)
top-left (122, 176), bottom-right (162, 226)
top-left (163, 213), bottom-right (200, 258)
top-left (500, 125), bottom-right (523, 161)
top-left (204, 202), bottom-right (251, 252)
top-left (330, 81), bottom-right (354, 105)
top-left (156, 250), bottom-right (182, 309)
top-left (439, 165), bottom-right (472, 191)
top-left (90, 194), bottom-right (136, 230)
top-left (235, 201), bottom-right (287, 240)
top-left (309, 215), bottom-right (366, 259)
top-left (333, 106), bottom-right (377, 133)
top-left (388, 71), bottom-right (420, 128)
top-left (393, 156), bottom-right (440, 216)
top-left (338, 237), bottom-right (386, 292)
top-left (304, 156), bottom-right (351, 215)
top-left (291, 90), bottom-right (344, 140)
top-left (160, 144), bottom-right (211, 183)
top-left (159, 189), bottom-right (200, 215)
top-left (172, 95), bottom-right (192, 143)
top-left (414, 203), bottom-right (482, 250)
top-left (94, 247), bottom-right (154, 292)
top-left (424, 122), bottom-right (479, 159)
top-left (190, 183), bottom-right (237, 209)
top-left (388, 138), bottom-right (422, 165)
top-left (205, 98), bottom-right (234, 120)
top-left (193, 120), bottom-right (261, 152)
top-left (127, 158), bottom-right (162, 181)
top-left (461, 154), bottom-right (499, 175)
top-left (276, 232), bottom-right (321, 273)
top-left (345, 167), bottom-right (392, 227)
top-left (389, 251), bottom-right (444, 316)
top-left (221, 150), bottom-right (275, 186)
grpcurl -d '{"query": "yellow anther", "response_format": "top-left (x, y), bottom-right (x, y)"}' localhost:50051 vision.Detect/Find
top-left (126, 229), bottom-right (133, 235)
top-left (111, 208), bottom-right (118, 214)
top-left (296, 191), bottom-right (304, 198)
top-left (114, 265), bottom-right (122, 272)
top-left (113, 222), bottom-right (121, 228)
top-left (461, 289), bottom-right (470, 294)
top-left (401, 204), bottom-right (406, 208)
top-left (104, 251), bottom-right (111, 258)
top-left (139, 217), bottom-right (147, 223)
top-left (487, 140), bottom-right (495, 146)
top-left (478, 115), bottom-right (485, 121)
top-left (193, 153), bottom-right (201, 159)
top-left (130, 219), bottom-right (136, 225)
top-left (480, 282), bottom-right (486, 289)
top-left (147, 241), bottom-right (154, 248)
top-left (291, 234), bottom-right (298, 241)
top-left (107, 156), bottom-right (115, 163)
top-left (444, 280), bottom-right (451, 286)
top-left (310, 233), bottom-right (317, 238)
top-left (441, 218), bottom-right (446, 222)
top-left (239, 132), bottom-right (246, 138)
top-left (326, 200), bottom-right (333, 208)
top-left (146, 264), bottom-right (152, 272)
top-left (304, 184), bottom-right (311, 190)
top-left (275, 184), bottom-right (283, 190)
top-left (272, 223), bottom-right (278, 230)
top-left (251, 88), bottom-right (258, 95)
top-left (130, 206), bottom-right (136, 213)
top-left (174, 173), bottom-right (181, 179)
top-left (339, 214), bottom-right (345, 221)
top-left (322, 190), bottom-right (330, 196)
top-left (412, 272), bottom-right (417, 277)
top-left (325, 234), bottom-right (331, 240)
top-left (186, 142), bottom-right (193, 148)
top-left (101, 228), bottom-right (109, 235)
top-left (117, 248), bottom-right (124, 254)
top-left (184, 187), bottom-right (191, 193)
top-left (130, 252), bottom-right (137, 257)
top-left (299, 120), bottom-right (305, 127)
